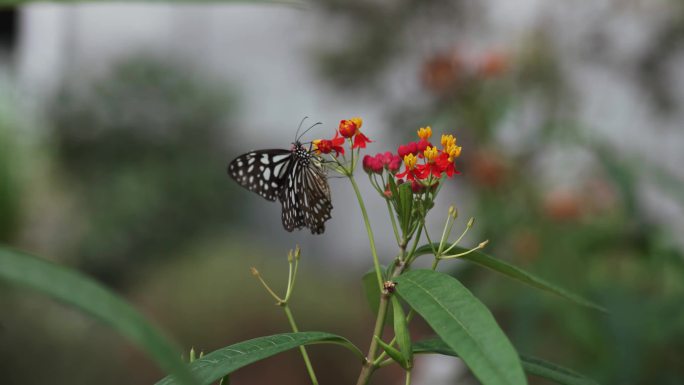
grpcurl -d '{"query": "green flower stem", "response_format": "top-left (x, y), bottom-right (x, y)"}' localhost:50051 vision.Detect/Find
top-left (386, 200), bottom-right (402, 247)
top-left (405, 369), bottom-right (412, 385)
top-left (404, 226), bottom-right (423, 266)
top-left (443, 217), bottom-right (474, 254)
top-left (422, 223), bottom-right (438, 256)
top-left (282, 304), bottom-right (319, 385)
top-left (355, 292), bottom-right (390, 385)
top-left (356, 260), bottom-right (408, 385)
top-left (349, 175), bottom-right (384, 291)
top-left (349, 173), bottom-right (396, 385)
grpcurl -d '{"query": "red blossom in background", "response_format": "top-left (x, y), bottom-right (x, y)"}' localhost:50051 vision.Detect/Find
top-left (363, 152), bottom-right (402, 174)
top-left (398, 140), bottom-right (432, 158)
top-left (397, 142), bottom-right (418, 158)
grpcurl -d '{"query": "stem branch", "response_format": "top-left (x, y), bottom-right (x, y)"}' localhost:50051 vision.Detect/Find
top-left (283, 305), bottom-right (319, 385)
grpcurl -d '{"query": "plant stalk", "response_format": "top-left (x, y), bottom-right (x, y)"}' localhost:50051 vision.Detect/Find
top-left (283, 305), bottom-right (319, 385)
top-left (349, 175), bottom-right (384, 291)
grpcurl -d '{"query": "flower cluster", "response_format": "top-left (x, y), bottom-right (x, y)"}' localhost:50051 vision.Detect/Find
top-left (395, 126), bottom-right (462, 182)
top-left (314, 118), bottom-right (461, 200)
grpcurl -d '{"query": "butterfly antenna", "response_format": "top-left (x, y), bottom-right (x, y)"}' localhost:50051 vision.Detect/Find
top-left (294, 116), bottom-right (309, 143)
top-left (297, 122), bottom-right (322, 142)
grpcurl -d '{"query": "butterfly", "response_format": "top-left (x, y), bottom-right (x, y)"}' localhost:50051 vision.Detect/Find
top-left (227, 120), bottom-right (333, 234)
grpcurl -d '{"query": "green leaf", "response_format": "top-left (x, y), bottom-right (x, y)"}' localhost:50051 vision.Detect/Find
top-left (374, 336), bottom-right (409, 370)
top-left (413, 338), bottom-right (600, 385)
top-left (391, 296), bottom-right (412, 365)
top-left (387, 175), bottom-right (400, 211)
top-left (156, 332), bottom-right (364, 385)
top-left (362, 267), bottom-right (393, 324)
top-left (398, 182), bottom-right (414, 234)
top-left (395, 269), bottom-right (526, 385)
top-left (413, 244), bottom-right (606, 312)
top-left (0, 247), bottom-right (197, 385)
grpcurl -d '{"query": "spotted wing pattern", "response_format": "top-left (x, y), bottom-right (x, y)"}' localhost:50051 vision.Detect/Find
top-left (301, 158), bottom-right (333, 234)
top-left (227, 149), bottom-right (291, 201)
top-left (228, 145), bottom-right (333, 234)
top-left (279, 156), bottom-right (307, 232)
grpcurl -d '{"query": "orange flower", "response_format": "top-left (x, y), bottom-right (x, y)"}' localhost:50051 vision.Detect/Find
top-left (339, 116), bottom-right (372, 148)
top-left (339, 119), bottom-right (358, 138)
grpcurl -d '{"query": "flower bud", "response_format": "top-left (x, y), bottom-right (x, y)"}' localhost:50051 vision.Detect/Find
top-left (387, 155), bottom-right (402, 173)
top-left (371, 154), bottom-right (385, 174)
top-left (362, 155), bottom-right (374, 173)
top-left (339, 119), bottom-right (358, 138)
top-left (416, 139), bottom-right (431, 153)
top-left (417, 126), bottom-right (432, 140)
top-left (397, 144), bottom-right (409, 158)
top-left (383, 184), bottom-right (393, 199)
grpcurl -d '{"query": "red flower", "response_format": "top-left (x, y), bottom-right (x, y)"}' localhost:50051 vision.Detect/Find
top-left (416, 139), bottom-right (432, 153)
top-left (339, 117), bottom-right (372, 149)
top-left (353, 131), bottom-right (372, 149)
top-left (339, 119), bottom-right (358, 138)
top-left (362, 154), bottom-right (383, 174)
top-left (417, 162), bottom-right (443, 179)
top-left (436, 152), bottom-right (460, 177)
top-left (384, 152), bottom-right (402, 173)
top-left (397, 140), bottom-right (431, 158)
top-left (398, 142), bottom-right (418, 157)
top-left (315, 132), bottom-right (345, 156)
top-left (330, 132), bottom-right (345, 155)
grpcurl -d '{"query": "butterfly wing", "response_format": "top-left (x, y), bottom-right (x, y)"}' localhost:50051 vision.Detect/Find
top-left (227, 149), bottom-right (291, 201)
top-left (279, 156), bottom-right (307, 231)
top-left (301, 159), bottom-right (333, 234)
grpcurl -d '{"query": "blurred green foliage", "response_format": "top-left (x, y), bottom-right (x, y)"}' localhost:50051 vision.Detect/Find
top-left (49, 57), bottom-right (241, 285)
top-left (0, 82), bottom-right (22, 242)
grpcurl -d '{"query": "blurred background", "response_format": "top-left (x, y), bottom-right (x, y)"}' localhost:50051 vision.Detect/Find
top-left (1, 1), bottom-right (684, 384)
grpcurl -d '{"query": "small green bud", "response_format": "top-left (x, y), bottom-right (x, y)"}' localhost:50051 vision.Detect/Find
top-left (190, 347), bottom-right (196, 362)
top-left (467, 217), bottom-right (475, 228)
top-left (478, 240), bottom-right (489, 249)
top-left (294, 244), bottom-right (301, 260)
top-left (250, 267), bottom-right (259, 276)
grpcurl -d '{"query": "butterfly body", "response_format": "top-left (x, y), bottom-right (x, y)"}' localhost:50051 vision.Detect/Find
top-left (228, 141), bottom-right (333, 234)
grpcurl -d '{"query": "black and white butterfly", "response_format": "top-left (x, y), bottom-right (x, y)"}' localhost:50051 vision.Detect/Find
top-left (227, 121), bottom-right (333, 234)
